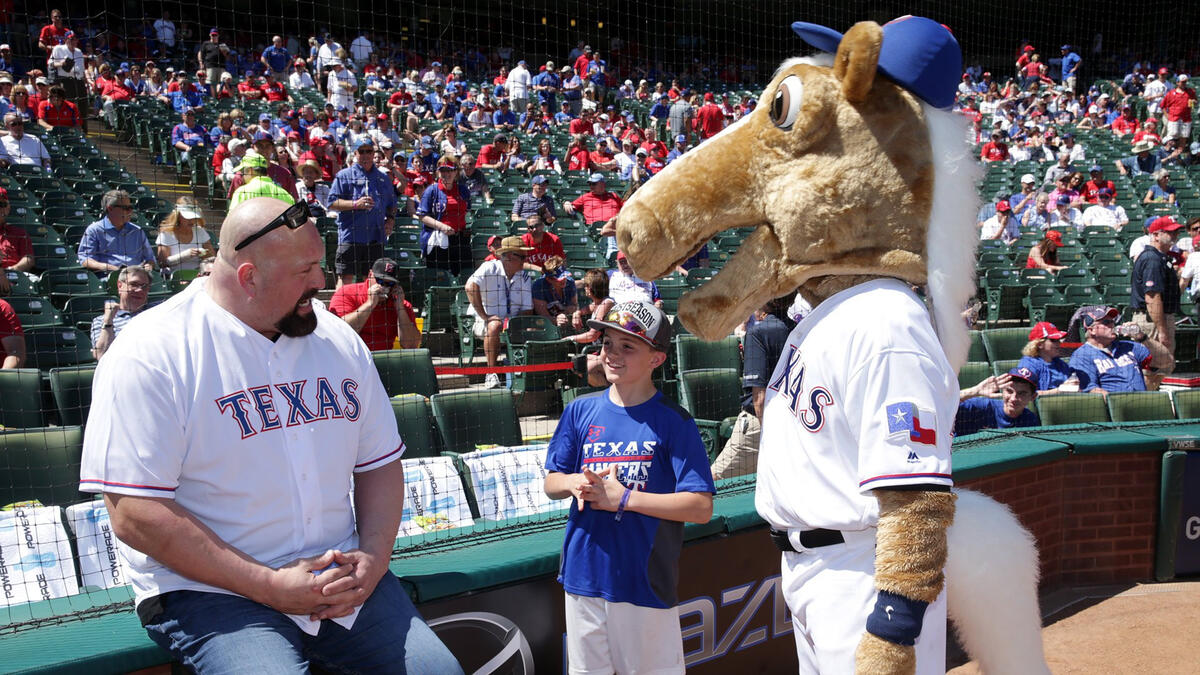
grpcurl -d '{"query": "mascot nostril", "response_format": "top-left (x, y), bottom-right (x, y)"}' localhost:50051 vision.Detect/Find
top-left (618, 15), bottom-right (1049, 675)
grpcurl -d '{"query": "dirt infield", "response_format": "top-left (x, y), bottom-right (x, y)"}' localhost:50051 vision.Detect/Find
top-left (949, 580), bottom-right (1200, 674)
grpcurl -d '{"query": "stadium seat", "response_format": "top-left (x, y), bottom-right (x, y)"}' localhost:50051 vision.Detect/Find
top-left (678, 368), bottom-right (742, 460)
top-left (1106, 391), bottom-right (1174, 422)
top-left (958, 361), bottom-right (990, 390)
top-left (5, 295), bottom-right (63, 328)
top-left (1036, 393), bottom-right (1111, 425)
top-left (0, 369), bottom-right (45, 429)
top-left (1173, 390), bottom-right (1200, 419)
top-left (0, 426), bottom-right (87, 506)
top-left (389, 393), bottom-right (439, 458)
top-left (991, 359), bottom-right (1020, 377)
top-left (430, 389), bottom-right (523, 454)
top-left (508, 339), bottom-right (574, 393)
top-left (22, 326), bottom-right (95, 370)
top-left (505, 315), bottom-right (559, 344)
top-left (967, 330), bottom-right (988, 362)
top-left (38, 269), bottom-right (106, 308)
top-left (61, 294), bottom-right (111, 332)
top-left (676, 335), bottom-right (741, 373)
top-left (372, 348), bottom-right (439, 398)
top-left (982, 327), bottom-right (1032, 363)
top-left (48, 365), bottom-right (96, 427)
top-left (2, 270), bottom-right (39, 296)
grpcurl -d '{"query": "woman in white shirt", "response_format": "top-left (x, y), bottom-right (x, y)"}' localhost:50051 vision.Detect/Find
top-left (156, 198), bottom-right (215, 273)
top-left (435, 124), bottom-right (466, 157)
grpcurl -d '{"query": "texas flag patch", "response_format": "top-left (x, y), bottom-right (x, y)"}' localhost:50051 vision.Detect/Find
top-left (885, 402), bottom-right (937, 446)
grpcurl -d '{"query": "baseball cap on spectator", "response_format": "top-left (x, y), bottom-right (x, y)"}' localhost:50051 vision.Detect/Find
top-left (0, 45), bottom-right (8, 51)
top-left (1023, 45), bottom-right (1034, 52)
top-left (1089, 164), bottom-right (1103, 173)
top-left (1149, 216), bottom-right (1183, 234)
top-left (1060, 44), bottom-right (1071, 51)
top-left (659, 94), bottom-right (669, 100)
top-left (353, 137), bottom-right (375, 151)
top-left (371, 258), bottom-right (401, 285)
top-left (1029, 322), bottom-right (1067, 341)
top-left (376, 113), bottom-right (389, 122)
top-left (587, 173), bottom-right (606, 183)
top-left (258, 112), bottom-right (272, 121)
top-left (1180, 74), bottom-right (1190, 82)
top-left (518, 60), bottom-right (527, 66)
top-left (635, 147), bottom-right (648, 157)
top-left (1056, 195), bottom-right (1072, 206)
top-left (309, 136), bottom-right (329, 147)
top-left (1007, 366), bottom-right (1038, 392)
top-left (253, 131), bottom-right (274, 143)
top-left (530, 175), bottom-right (548, 185)
top-left (286, 130), bottom-right (301, 141)
top-left (486, 234), bottom-right (501, 250)
top-left (995, 200), bottom-right (1012, 213)
top-left (431, 61), bottom-right (441, 67)
top-left (210, 28), bottom-right (219, 35)
top-left (587, 300), bottom-right (673, 352)
top-left (286, 110), bottom-right (299, 120)
top-left (1081, 307), bottom-right (1119, 328)
top-left (235, 151), bottom-right (268, 171)
top-left (1098, 188), bottom-right (1113, 198)
top-left (36, 77), bottom-right (49, 85)
top-left (703, 92), bottom-right (714, 101)
top-left (1020, 173), bottom-right (1036, 184)
top-left (420, 136), bottom-right (435, 149)
top-left (1044, 230), bottom-right (1063, 245)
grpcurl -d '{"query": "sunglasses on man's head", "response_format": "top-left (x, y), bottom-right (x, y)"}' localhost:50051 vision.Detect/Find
top-left (234, 200), bottom-right (311, 251)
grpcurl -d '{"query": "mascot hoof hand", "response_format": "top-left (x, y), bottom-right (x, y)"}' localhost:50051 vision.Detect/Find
top-left (855, 632), bottom-right (916, 675)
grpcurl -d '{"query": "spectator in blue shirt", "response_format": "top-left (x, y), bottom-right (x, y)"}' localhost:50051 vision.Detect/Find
top-left (454, 101), bottom-right (475, 132)
top-left (649, 94), bottom-right (671, 126)
top-left (666, 135), bottom-right (688, 163)
top-left (554, 101), bottom-right (574, 126)
top-left (1060, 45), bottom-right (1081, 92)
top-left (1068, 306), bottom-right (1168, 393)
top-left (260, 36), bottom-right (292, 81)
top-left (327, 138), bottom-right (398, 287)
top-left (170, 108), bottom-right (209, 165)
top-left (160, 73), bottom-right (205, 113)
top-left (532, 63), bottom-right (561, 109)
top-left (531, 257), bottom-right (578, 330)
top-left (1018, 322), bottom-right (1075, 395)
top-left (492, 100), bottom-right (518, 131)
top-left (78, 190), bottom-right (157, 273)
top-left (955, 367), bottom-right (1040, 437)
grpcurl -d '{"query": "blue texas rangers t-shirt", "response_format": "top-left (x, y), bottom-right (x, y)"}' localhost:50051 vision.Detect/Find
top-left (954, 397), bottom-right (1039, 437)
top-left (545, 390), bottom-right (716, 609)
top-left (1067, 340), bottom-right (1151, 392)
top-left (1017, 355), bottom-right (1072, 391)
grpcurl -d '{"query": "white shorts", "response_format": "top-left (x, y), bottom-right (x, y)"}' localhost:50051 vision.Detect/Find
top-left (779, 528), bottom-right (947, 675)
top-left (470, 313), bottom-right (504, 338)
top-left (1165, 120), bottom-right (1193, 141)
top-left (564, 593), bottom-right (685, 675)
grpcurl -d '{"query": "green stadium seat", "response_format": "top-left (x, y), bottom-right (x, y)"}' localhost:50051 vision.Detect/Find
top-left (1106, 391), bottom-right (1174, 422)
top-left (430, 390), bottom-right (523, 454)
top-left (505, 315), bottom-right (559, 345)
top-left (0, 369), bottom-right (45, 429)
top-left (372, 348), bottom-right (439, 398)
top-left (1172, 390), bottom-right (1200, 419)
top-left (967, 330), bottom-right (988, 362)
top-left (0, 426), bottom-right (87, 506)
top-left (39, 268), bottom-right (105, 307)
top-left (958, 361), bottom-right (991, 390)
top-left (23, 326), bottom-right (95, 370)
top-left (985, 283), bottom-right (1027, 325)
top-left (30, 241), bottom-right (77, 271)
top-left (48, 365), bottom-right (96, 427)
top-left (982, 327), bottom-right (1031, 362)
top-left (390, 393), bottom-right (440, 458)
top-left (678, 368), bottom-right (742, 461)
top-left (2, 270), bottom-right (39, 296)
top-left (508, 339), bottom-right (574, 393)
top-left (1036, 393), bottom-right (1111, 425)
top-left (676, 335), bottom-right (741, 373)
top-left (5, 295), bottom-right (63, 328)
top-left (991, 359), bottom-right (1021, 377)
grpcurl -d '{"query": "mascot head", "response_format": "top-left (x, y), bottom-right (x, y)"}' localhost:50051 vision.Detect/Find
top-left (614, 16), bottom-right (979, 368)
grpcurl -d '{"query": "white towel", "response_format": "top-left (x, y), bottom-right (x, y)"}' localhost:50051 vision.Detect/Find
top-left (65, 501), bottom-right (130, 590)
top-left (0, 505), bottom-right (80, 606)
top-left (425, 229), bottom-right (449, 254)
top-left (462, 444), bottom-right (560, 521)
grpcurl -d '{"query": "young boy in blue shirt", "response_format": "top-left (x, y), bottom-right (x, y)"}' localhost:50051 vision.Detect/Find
top-left (544, 300), bottom-right (715, 674)
top-left (954, 366), bottom-right (1040, 436)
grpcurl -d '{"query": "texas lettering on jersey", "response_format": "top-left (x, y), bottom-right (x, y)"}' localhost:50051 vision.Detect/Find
top-left (767, 345), bottom-right (836, 431)
top-left (581, 437), bottom-right (656, 491)
top-left (215, 377), bottom-right (362, 439)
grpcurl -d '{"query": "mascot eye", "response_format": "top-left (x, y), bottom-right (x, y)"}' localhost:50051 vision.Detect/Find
top-left (769, 76), bottom-right (804, 130)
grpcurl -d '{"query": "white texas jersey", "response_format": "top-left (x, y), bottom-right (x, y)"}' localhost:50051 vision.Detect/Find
top-left (755, 279), bottom-right (956, 532)
top-left (80, 279), bottom-right (402, 612)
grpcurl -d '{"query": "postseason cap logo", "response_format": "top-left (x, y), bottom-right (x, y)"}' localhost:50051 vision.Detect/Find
top-left (885, 402), bottom-right (937, 446)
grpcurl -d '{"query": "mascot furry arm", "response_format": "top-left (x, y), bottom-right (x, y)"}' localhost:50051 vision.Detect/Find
top-left (614, 17), bottom-right (1050, 675)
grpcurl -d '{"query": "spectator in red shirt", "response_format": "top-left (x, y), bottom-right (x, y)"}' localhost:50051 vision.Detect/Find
top-left (0, 188), bottom-right (34, 295)
top-left (639, 128), bottom-right (668, 158)
top-left (586, 138), bottom-right (617, 172)
top-left (96, 64), bottom-right (132, 128)
top-left (565, 134), bottom-right (591, 172)
top-left (573, 46), bottom-right (592, 81)
top-left (1083, 165), bottom-right (1117, 204)
top-left (298, 136), bottom-right (337, 182)
top-left (238, 74), bottom-right (265, 100)
top-left (694, 92), bottom-right (726, 139)
top-left (1161, 75), bottom-right (1196, 142)
top-left (476, 133), bottom-right (509, 169)
top-left (328, 257), bottom-right (421, 351)
top-left (519, 213), bottom-right (565, 270)
top-left (38, 9), bottom-right (69, 54)
top-left (568, 108), bottom-right (593, 136)
top-left (980, 131), bottom-right (1010, 162)
top-left (1133, 119), bottom-right (1163, 146)
top-left (1110, 105), bottom-right (1140, 136)
top-left (0, 298), bottom-right (24, 368)
top-left (260, 77), bottom-right (290, 103)
top-left (36, 85), bottom-right (80, 130)
top-left (564, 173), bottom-right (623, 225)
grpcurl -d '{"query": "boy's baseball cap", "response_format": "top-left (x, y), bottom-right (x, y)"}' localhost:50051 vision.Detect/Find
top-left (995, 200), bottom-right (1012, 213)
top-left (371, 258), bottom-right (401, 285)
top-left (588, 300), bottom-right (673, 351)
top-left (1029, 321), bottom-right (1066, 341)
top-left (1081, 306), bottom-right (1119, 328)
top-left (1007, 366), bottom-right (1038, 391)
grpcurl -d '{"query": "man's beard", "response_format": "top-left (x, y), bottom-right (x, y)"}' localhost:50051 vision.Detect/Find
top-left (277, 289), bottom-right (320, 337)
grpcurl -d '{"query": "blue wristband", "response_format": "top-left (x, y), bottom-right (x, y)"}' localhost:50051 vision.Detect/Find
top-left (864, 590), bottom-right (928, 646)
top-left (614, 486), bottom-right (632, 522)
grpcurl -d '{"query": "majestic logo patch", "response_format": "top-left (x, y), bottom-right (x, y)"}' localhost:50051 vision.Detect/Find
top-left (886, 402), bottom-right (937, 446)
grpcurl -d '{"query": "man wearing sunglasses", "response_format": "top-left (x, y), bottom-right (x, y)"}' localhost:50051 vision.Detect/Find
top-left (80, 197), bottom-right (463, 674)
top-left (0, 112), bottom-right (52, 169)
top-left (0, 187), bottom-right (35, 295)
top-left (329, 137), bottom-right (397, 288)
top-left (78, 189), bottom-right (156, 273)
top-left (1068, 306), bottom-right (1170, 394)
top-left (465, 236), bottom-right (535, 388)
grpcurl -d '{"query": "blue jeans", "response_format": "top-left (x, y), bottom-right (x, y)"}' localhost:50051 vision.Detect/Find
top-left (144, 571), bottom-right (462, 674)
